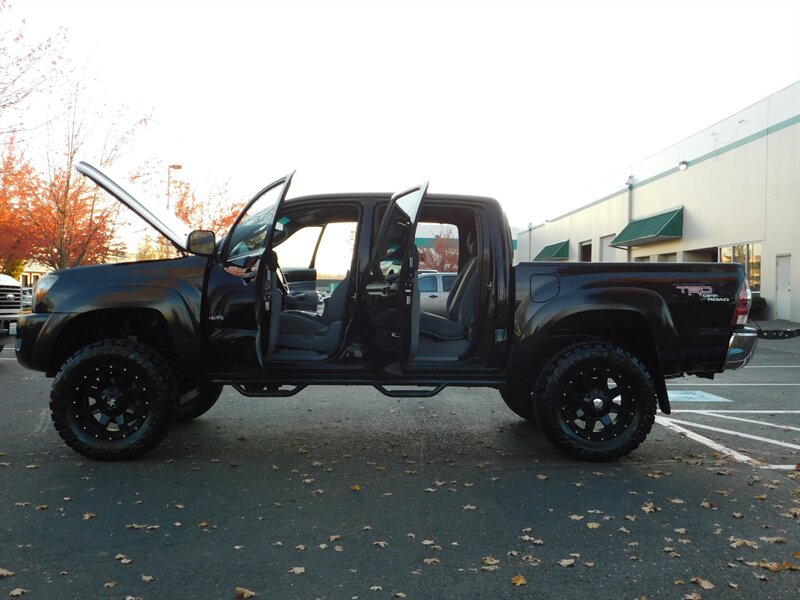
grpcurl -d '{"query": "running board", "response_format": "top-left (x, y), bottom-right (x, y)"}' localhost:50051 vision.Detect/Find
top-left (373, 383), bottom-right (447, 398)
top-left (232, 383), bottom-right (308, 397)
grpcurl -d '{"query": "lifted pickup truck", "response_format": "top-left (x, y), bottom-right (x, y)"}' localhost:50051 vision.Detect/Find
top-left (16, 164), bottom-right (757, 461)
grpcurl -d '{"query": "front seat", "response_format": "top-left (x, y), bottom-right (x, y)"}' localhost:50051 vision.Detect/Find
top-left (276, 274), bottom-right (349, 353)
top-left (418, 232), bottom-right (479, 343)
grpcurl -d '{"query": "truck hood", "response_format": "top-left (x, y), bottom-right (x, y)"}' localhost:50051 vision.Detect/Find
top-left (76, 162), bottom-right (193, 252)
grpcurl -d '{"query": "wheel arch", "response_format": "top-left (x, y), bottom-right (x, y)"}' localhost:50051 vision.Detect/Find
top-left (41, 287), bottom-right (202, 376)
top-left (509, 292), bottom-right (676, 414)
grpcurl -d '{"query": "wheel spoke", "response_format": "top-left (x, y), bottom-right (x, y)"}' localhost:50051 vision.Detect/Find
top-left (583, 415), bottom-right (597, 433)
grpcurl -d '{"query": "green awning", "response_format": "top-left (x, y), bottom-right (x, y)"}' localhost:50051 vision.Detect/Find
top-left (611, 207), bottom-right (683, 248)
top-left (533, 239), bottom-right (569, 261)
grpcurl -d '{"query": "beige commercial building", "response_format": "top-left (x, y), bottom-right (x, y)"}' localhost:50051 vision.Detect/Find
top-left (517, 82), bottom-right (800, 321)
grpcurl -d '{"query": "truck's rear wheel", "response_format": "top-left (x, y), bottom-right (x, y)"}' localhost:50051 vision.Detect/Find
top-left (499, 384), bottom-right (536, 422)
top-left (535, 343), bottom-right (656, 461)
top-left (177, 383), bottom-right (223, 422)
top-left (50, 340), bottom-right (178, 460)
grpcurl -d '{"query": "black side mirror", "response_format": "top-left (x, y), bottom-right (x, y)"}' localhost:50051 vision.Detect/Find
top-left (187, 230), bottom-right (216, 256)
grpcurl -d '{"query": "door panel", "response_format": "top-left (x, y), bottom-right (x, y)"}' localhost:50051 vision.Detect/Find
top-left (363, 183), bottom-right (428, 365)
top-left (418, 274), bottom-right (440, 314)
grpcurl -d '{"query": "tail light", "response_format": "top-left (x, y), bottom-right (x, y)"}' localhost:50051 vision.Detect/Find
top-left (732, 278), bottom-right (751, 326)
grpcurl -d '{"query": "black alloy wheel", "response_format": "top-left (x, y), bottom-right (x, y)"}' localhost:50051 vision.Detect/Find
top-left (535, 343), bottom-right (657, 461)
top-left (50, 340), bottom-right (178, 460)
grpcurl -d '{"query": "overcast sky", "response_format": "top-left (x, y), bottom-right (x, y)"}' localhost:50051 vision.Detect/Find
top-left (7, 0), bottom-right (800, 231)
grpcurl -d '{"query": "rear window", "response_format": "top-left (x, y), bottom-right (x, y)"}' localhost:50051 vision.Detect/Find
top-left (442, 274), bottom-right (457, 292)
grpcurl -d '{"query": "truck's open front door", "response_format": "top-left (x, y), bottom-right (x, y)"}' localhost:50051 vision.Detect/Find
top-left (362, 182), bottom-right (428, 366)
top-left (219, 172), bottom-right (294, 368)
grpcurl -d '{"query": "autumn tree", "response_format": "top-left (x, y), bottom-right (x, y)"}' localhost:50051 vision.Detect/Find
top-left (0, 0), bottom-right (62, 135)
top-left (0, 137), bottom-right (39, 275)
top-left (22, 84), bottom-right (147, 270)
top-left (419, 230), bottom-right (459, 272)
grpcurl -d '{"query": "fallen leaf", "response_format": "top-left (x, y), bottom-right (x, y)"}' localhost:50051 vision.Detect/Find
top-left (618, 527), bottom-right (630, 534)
top-left (103, 581), bottom-right (115, 588)
top-left (586, 522), bottom-right (601, 530)
top-left (558, 558), bottom-right (575, 567)
top-left (8, 590), bottom-right (28, 597)
top-left (699, 501), bottom-right (715, 509)
top-left (423, 558), bottom-right (439, 565)
top-left (732, 512), bottom-right (744, 518)
top-left (569, 515), bottom-right (584, 521)
top-left (729, 537), bottom-right (759, 549)
top-left (34, 505), bottom-right (47, 511)
top-left (511, 574), bottom-right (527, 586)
top-left (641, 502), bottom-right (661, 514)
top-left (82, 512), bottom-right (96, 520)
top-left (537, 475), bottom-right (549, 480)
top-left (0, 568), bottom-right (14, 578)
top-left (373, 541), bottom-right (389, 548)
top-left (287, 566), bottom-right (305, 575)
top-left (141, 575), bottom-right (154, 582)
top-left (351, 484), bottom-right (361, 492)
top-left (691, 576), bottom-right (715, 589)
top-left (682, 593), bottom-right (702, 600)
top-left (668, 498), bottom-right (685, 504)
top-left (463, 504), bottom-right (477, 510)
top-left (728, 582), bottom-right (739, 589)
top-left (482, 556), bottom-right (500, 566)
top-left (235, 587), bottom-right (257, 599)
top-left (754, 494), bottom-right (767, 500)
top-left (758, 536), bottom-right (786, 544)
top-left (369, 586), bottom-right (382, 591)
top-left (392, 593), bottom-right (406, 598)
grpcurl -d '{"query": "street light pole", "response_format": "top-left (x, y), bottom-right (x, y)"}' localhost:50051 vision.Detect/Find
top-left (166, 164), bottom-right (183, 211)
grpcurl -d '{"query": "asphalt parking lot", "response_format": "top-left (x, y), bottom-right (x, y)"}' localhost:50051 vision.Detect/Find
top-left (1, 337), bottom-right (798, 600)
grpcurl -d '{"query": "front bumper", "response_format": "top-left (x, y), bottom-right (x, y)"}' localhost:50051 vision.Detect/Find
top-left (0, 315), bottom-right (21, 345)
top-left (723, 328), bottom-right (758, 370)
top-left (14, 312), bottom-right (54, 371)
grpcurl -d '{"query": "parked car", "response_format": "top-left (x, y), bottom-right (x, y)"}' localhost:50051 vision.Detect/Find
top-left (418, 271), bottom-right (458, 316)
top-left (15, 163), bottom-right (757, 462)
top-left (0, 273), bottom-right (22, 352)
top-left (21, 287), bottom-right (33, 309)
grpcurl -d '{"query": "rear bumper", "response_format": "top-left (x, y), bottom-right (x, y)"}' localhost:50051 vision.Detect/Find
top-left (723, 328), bottom-right (758, 370)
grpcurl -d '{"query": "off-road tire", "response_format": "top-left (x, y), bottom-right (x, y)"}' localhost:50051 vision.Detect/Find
top-left (535, 343), bottom-right (657, 461)
top-left (499, 384), bottom-right (536, 422)
top-left (177, 383), bottom-right (223, 422)
top-left (50, 340), bottom-right (178, 460)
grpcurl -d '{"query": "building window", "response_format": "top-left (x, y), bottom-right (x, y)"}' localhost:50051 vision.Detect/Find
top-left (719, 242), bottom-right (761, 292)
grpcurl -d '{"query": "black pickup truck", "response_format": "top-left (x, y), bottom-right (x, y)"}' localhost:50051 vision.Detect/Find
top-left (16, 164), bottom-right (757, 462)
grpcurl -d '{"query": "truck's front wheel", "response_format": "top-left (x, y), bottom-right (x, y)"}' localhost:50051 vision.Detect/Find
top-left (50, 340), bottom-right (178, 460)
top-left (535, 344), bottom-right (656, 461)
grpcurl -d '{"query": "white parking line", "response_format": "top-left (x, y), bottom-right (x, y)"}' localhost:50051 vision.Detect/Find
top-left (656, 416), bottom-right (796, 471)
top-left (656, 416), bottom-right (761, 465)
top-left (667, 383), bottom-right (800, 386)
top-left (670, 410), bottom-right (800, 414)
top-left (671, 411), bottom-right (800, 432)
top-left (662, 417), bottom-right (800, 450)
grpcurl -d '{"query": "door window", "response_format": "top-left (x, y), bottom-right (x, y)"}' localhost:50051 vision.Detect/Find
top-left (418, 275), bottom-right (438, 293)
top-left (442, 274), bottom-right (457, 292)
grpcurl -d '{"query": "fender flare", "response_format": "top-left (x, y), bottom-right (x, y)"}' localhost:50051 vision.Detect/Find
top-left (39, 286), bottom-right (201, 373)
top-left (509, 287), bottom-right (679, 414)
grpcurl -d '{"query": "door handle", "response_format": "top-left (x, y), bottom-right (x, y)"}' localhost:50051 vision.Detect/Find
top-left (428, 294), bottom-right (438, 298)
